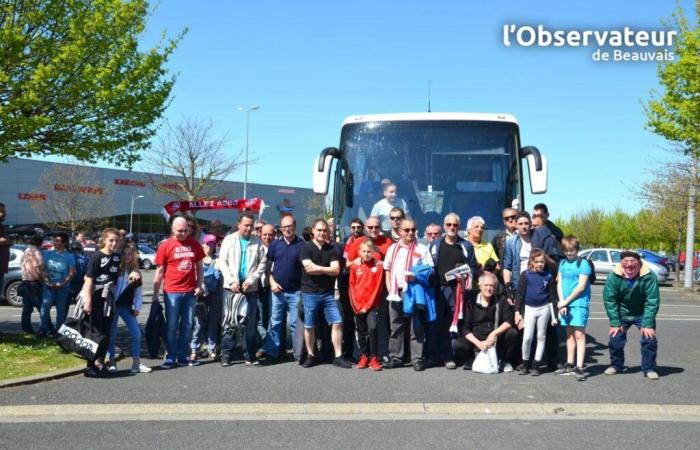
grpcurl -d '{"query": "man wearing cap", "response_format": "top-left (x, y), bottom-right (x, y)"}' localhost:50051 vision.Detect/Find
top-left (603, 250), bottom-right (660, 380)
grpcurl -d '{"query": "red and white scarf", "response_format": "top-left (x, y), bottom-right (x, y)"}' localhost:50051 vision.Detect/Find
top-left (387, 240), bottom-right (416, 301)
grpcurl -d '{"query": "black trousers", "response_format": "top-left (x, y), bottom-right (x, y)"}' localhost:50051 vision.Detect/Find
top-left (86, 295), bottom-right (114, 369)
top-left (453, 327), bottom-right (519, 366)
top-left (355, 309), bottom-right (379, 357)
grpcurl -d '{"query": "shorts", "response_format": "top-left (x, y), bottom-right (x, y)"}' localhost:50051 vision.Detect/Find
top-left (559, 305), bottom-right (589, 328)
top-left (302, 291), bottom-right (342, 328)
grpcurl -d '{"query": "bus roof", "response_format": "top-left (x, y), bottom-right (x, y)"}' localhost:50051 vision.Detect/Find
top-left (341, 112), bottom-right (519, 126)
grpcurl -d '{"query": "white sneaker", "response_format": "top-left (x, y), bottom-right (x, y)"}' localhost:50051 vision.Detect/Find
top-left (604, 366), bottom-right (619, 376)
top-left (502, 363), bottom-right (514, 373)
top-left (107, 363), bottom-right (117, 373)
top-left (645, 370), bottom-right (659, 380)
top-left (131, 364), bottom-right (153, 374)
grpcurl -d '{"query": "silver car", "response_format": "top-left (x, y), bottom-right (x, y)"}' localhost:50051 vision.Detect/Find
top-left (578, 248), bottom-right (670, 284)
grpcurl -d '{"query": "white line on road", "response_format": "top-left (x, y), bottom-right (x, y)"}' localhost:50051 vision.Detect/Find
top-left (1, 403), bottom-right (700, 423)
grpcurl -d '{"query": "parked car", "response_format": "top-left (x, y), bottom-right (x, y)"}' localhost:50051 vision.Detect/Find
top-left (2, 245), bottom-right (27, 307)
top-left (137, 244), bottom-right (157, 270)
top-left (637, 249), bottom-right (671, 271)
top-left (1, 267), bottom-right (23, 307)
top-left (578, 248), bottom-right (670, 284)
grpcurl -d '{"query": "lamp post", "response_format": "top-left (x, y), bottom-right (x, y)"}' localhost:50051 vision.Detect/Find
top-left (236, 105), bottom-right (260, 199)
top-left (129, 194), bottom-right (144, 234)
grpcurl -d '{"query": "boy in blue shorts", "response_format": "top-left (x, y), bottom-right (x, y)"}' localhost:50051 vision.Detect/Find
top-left (555, 236), bottom-right (592, 381)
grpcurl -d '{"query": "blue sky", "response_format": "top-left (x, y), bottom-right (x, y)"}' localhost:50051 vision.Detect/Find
top-left (126, 0), bottom-right (695, 222)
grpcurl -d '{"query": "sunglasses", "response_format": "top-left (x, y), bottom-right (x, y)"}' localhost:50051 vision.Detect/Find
top-left (402, 228), bottom-right (417, 233)
top-left (426, 232), bottom-right (440, 236)
top-left (390, 216), bottom-right (403, 221)
top-left (503, 215), bottom-right (516, 221)
top-left (255, 226), bottom-right (262, 230)
top-left (532, 214), bottom-right (542, 218)
top-left (444, 222), bottom-right (459, 228)
top-left (366, 225), bottom-right (380, 230)
top-left (350, 225), bottom-right (363, 230)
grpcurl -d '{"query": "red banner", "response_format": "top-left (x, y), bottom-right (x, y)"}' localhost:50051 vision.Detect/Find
top-left (162, 198), bottom-right (265, 221)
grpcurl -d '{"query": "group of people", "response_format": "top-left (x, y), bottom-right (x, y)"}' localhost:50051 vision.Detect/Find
top-left (8, 198), bottom-right (662, 380)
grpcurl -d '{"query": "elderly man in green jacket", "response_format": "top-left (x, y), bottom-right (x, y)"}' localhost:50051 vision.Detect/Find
top-left (603, 250), bottom-right (660, 380)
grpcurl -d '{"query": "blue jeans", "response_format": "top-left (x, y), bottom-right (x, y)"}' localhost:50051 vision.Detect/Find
top-left (20, 281), bottom-right (43, 333)
top-left (108, 306), bottom-right (142, 360)
top-left (221, 290), bottom-right (259, 362)
top-left (261, 290), bottom-right (300, 357)
top-left (190, 289), bottom-right (223, 353)
top-left (302, 291), bottom-right (342, 328)
top-left (163, 291), bottom-right (196, 363)
top-left (40, 284), bottom-right (71, 334)
top-left (608, 316), bottom-right (658, 373)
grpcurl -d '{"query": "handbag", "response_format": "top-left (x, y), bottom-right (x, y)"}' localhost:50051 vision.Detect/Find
top-left (145, 300), bottom-right (165, 359)
top-left (472, 346), bottom-right (499, 374)
top-left (55, 294), bottom-right (103, 360)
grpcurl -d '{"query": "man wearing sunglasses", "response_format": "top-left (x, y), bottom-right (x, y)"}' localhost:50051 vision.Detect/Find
top-left (424, 224), bottom-right (442, 243)
top-left (491, 207), bottom-right (518, 262)
top-left (387, 207), bottom-right (405, 243)
top-left (428, 213), bottom-right (478, 369)
top-left (383, 218), bottom-right (434, 371)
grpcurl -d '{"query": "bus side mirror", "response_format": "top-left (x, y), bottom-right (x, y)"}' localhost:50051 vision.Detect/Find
top-left (313, 155), bottom-right (333, 195)
top-left (521, 146), bottom-right (548, 194)
top-left (526, 153), bottom-right (548, 194)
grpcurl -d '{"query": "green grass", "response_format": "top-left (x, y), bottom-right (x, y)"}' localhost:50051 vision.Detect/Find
top-left (0, 333), bottom-right (82, 381)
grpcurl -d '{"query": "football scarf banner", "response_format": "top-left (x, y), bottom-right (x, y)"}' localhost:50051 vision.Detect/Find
top-left (162, 198), bottom-right (265, 220)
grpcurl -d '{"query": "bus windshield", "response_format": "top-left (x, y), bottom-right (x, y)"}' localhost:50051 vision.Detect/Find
top-left (337, 120), bottom-right (521, 241)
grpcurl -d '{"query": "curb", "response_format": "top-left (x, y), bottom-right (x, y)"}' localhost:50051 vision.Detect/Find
top-left (0, 366), bottom-right (85, 389)
top-left (0, 352), bottom-right (128, 389)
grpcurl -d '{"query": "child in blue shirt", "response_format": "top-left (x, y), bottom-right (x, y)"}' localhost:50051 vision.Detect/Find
top-left (555, 236), bottom-right (592, 381)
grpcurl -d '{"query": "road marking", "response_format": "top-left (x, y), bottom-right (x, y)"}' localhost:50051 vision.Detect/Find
top-left (1, 403), bottom-right (700, 423)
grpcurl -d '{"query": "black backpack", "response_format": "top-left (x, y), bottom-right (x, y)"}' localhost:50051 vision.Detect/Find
top-left (576, 257), bottom-right (596, 284)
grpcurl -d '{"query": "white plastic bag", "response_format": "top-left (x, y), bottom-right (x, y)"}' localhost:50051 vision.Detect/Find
top-left (472, 347), bottom-right (499, 374)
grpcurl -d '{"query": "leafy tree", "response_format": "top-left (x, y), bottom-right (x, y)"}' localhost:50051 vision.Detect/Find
top-left (644, 1), bottom-right (699, 287)
top-left (0, 0), bottom-right (185, 167)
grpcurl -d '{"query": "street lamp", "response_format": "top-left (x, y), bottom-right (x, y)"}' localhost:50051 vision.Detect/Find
top-left (129, 194), bottom-right (144, 234)
top-left (236, 104), bottom-right (260, 199)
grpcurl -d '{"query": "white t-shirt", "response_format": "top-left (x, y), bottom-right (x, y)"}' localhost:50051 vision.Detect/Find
top-left (370, 198), bottom-right (408, 231)
top-left (384, 241), bottom-right (433, 290)
top-left (519, 240), bottom-right (532, 273)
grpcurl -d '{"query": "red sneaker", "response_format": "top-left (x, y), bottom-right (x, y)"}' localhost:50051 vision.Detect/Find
top-left (369, 356), bottom-right (383, 371)
top-left (357, 354), bottom-right (369, 369)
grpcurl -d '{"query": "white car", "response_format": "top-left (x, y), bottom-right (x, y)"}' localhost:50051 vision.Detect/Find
top-left (137, 244), bottom-right (157, 270)
top-left (578, 248), bottom-right (670, 284)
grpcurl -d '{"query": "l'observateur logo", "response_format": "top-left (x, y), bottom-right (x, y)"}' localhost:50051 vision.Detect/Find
top-left (503, 25), bottom-right (677, 62)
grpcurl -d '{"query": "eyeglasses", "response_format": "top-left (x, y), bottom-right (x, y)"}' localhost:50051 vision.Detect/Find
top-left (390, 216), bottom-right (403, 221)
top-left (366, 225), bottom-right (380, 230)
top-left (402, 228), bottom-right (417, 233)
top-left (444, 223), bottom-right (459, 228)
top-left (426, 232), bottom-right (440, 237)
top-left (503, 215), bottom-right (516, 221)
top-left (350, 225), bottom-right (363, 230)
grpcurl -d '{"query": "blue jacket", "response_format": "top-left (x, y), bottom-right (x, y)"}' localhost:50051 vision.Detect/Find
top-left (403, 264), bottom-right (437, 322)
top-left (504, 229), bottom-right (564, 292)
top-left (428, 236), bottom-right (478, 281)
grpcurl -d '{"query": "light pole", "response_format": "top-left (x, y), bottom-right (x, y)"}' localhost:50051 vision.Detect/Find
top-left (129, 194), bottom-right (144, 234)
top-left (236, 104), bottom-right (260, 199)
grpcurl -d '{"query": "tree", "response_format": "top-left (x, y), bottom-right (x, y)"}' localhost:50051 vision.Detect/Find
top-left (31, 161), bottom-right (114, 234)
top-left (0, 0), bottom-right (185, 167)
top-left (559, 208), bottom-right (606, 248)
top-left (143, 118), bottom-right (245, 205)
top-left (644, 1), bottom-right (700, 287)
